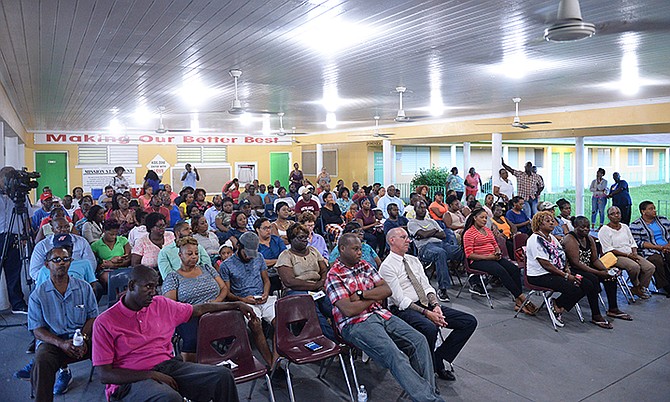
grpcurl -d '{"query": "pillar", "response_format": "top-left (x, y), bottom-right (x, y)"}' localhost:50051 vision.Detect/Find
top-left (463, 142), bottom-right (471, 178)
top-left (545, 146), bottom-right (553, 194)
top-left (383, 139), bottom-right (393, 187)
top-left (392, 145), bottom-right (397, 185)
top-left (450, 144), bottom-right (457, 169)
top-left (491, 133), bottom-right (502, 176)
top-left (503, 145), bottom-right (509, 162)
top-left (666, 148), bottom-right (670, 183)
top-left (5, 136), bottom-right (19, 168)
top-left (0, 122), bottom-right (5, 167)
top-left (315, 143), bottom-right (323, 180)
top-left (575, 137), bottom-right (585, 215)
top-left (18, 143), bottom-right (25, 168)
top-left (641, 148), bottom-right (647, 185)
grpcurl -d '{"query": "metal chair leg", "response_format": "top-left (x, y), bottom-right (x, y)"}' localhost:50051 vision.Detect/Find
top-left (338, 354), bottom-right (355, 402)
top-left (89, 363), bottom-right (95, 382)
top-left (598, 293), bottom-right (606, 309)
top-left (479, 274), bottom-right (494, 309)
top-left (514, 290), bottom-right (532, 318)
top-left (247, 379), bottom-right (257, 401)
top-left (349, 352), bottom-right (360, 391)
top-left (264, 373), bottom-right (276, 402)
top-left (455, 274), bottom-right (474, 298)
top-left (543, 293), bottom-right (558, 332)
top-left (285, 361), bottom-right (296, 402)
top-left (575, 304), bottom-right (585, 323)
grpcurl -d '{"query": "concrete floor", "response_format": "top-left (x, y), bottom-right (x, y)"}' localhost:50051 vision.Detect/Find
top-left (1, 278), bottom-right (668, 402)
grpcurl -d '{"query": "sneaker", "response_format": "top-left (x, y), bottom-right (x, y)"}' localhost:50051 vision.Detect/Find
top-left (11, 305), bottom-right (28, 315)
top-left (550, 300), bottom-right (565, 328)
top-left (53, 368), bottom-right (73, 395)
top-left (438, 289), bottom-right (451, 302)
top-left (14, 360), bottom-right (33, 381)
top-left (26, 339), bottom-right (36, 354)
top-left (469, 284), bottom-right (487, 297)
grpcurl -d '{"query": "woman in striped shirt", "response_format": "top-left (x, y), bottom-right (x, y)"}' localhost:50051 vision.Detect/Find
top-left (463, 208), bottom-right (537, 315)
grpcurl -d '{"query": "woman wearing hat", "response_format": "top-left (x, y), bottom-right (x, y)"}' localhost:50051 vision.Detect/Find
top-left (110, 166), bottom-right (129, 194)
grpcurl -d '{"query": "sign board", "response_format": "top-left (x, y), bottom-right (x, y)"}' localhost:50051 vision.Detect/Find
top-left (34, 132), bottom-right (294, 145)
top-left (82, 167), bottom-right (136, 193)
top-left (146, 155), bottom-right (170, 178)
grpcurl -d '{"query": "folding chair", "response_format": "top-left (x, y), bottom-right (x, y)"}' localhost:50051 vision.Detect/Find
top-left (513, 232), bottom-right (529, 252)
top-left (455, 256), bottom-right (494, 309)
top-left (616, 270), bottom-right (636, 303)
top-left (273, 294), bottom-right (354, 402)
top-left (107, 267), bottom-right (133, 308)
top-left (196, 311), bottom-right (275, 402)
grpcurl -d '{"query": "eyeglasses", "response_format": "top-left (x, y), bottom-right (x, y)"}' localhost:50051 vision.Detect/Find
top-left (48, 257), bottom-right (72, 263)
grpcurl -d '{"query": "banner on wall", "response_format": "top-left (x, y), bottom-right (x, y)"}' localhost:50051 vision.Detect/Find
top-left (146, 155), bottom-right (171, 179)
top-left (82, 167), bottom-right (137, 193)
top-left (34, 132), bottom-right (294, 145)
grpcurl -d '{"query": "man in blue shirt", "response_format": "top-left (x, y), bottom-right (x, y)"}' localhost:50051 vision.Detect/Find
top-left (384, 203), bottom-right (409, 235)
top-left (608, 172), bottom-right (633, 225)
top-left (377, 185), bottom-right (406, 219)
top-left (28, 246), bottom-right (98, 400)
top-left (219, 231), bottom-right (275, 366)
top-left (180, 164), bottom-right (199, 190)
top-left (157, 221), bottom-right (212, 279)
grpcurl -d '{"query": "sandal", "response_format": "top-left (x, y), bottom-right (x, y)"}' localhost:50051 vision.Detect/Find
top-left (606, 311), bottom-right (633, 321)
top-left (514, 300), bottom-right (537, 316)
top-left (591, 319), bottom-right (613, 329)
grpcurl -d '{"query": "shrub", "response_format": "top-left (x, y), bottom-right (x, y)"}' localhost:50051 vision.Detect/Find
top-left (410, 166), bottom-right (450, 187)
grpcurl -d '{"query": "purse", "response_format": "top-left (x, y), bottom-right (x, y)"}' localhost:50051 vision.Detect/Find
top-left (599, 252), bottom-right (618, 269)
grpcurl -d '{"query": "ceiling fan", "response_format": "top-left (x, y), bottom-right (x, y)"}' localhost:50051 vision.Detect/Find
top-left (393, 86), bottom-right (432, 123)
top-left (155, 106), bottom-right (190, 134)
top-left (355, 115), bottom-right (395, 138)
top-left (273, 112), bottom-right (308, 136)
top-left (477, 98), bottom-right (552, 130)
top-left (228, 69), bottom-right (280, 116)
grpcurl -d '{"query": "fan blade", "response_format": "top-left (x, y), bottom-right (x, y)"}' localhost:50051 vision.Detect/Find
top-left (596, 19), bottom-right (670, 35)
top-left (475, 123), bottom-right (510, 126)
top-left (245, 109), bottom-right (281, 115)
top-left (522, 121), bottom-right (552, 125)
top-left (166, 129), bottom-right (191, 133)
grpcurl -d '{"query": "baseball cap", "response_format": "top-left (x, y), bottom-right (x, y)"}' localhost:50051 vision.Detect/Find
top-left (239, 199), bottom-right (250, 207)
top-left (238, 232), bottom-right (259, 258)
top-left (40, 192), bottom-right (53, 201)
top-left (52, 234), bottom-right (73, 249)
top-left (218, 239), bottom-right (234, 253)
top-left (298, 186), bottom-right (313, 195)
top-left (538, 201), bottom-right (557, 211)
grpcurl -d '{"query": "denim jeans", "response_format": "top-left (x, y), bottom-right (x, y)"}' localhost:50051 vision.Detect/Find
top-left (341, 314), bottom-right (444, 402)
top-left (591, 196), bottom-right (607, 226)
top-left (523, 198), bottom-right (538, 218)
top-left (419, 239), bottom-right (461, 290)
top-left (285, 289), bottom-right (336, 341)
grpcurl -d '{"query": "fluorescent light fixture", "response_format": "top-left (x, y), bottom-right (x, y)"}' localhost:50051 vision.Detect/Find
top-left (620, 52), bottom-right (639, 95)
top-left (326, 112), bottom-right (337, 129)
top-left (298, 18), bottom-right (376, 54)
top-left (429, 62), bottom-right (444, 117)
top-left (262, 114), bottom-right (271, 135)
top-left (134, 105), bottom-right (155, 124)
top-left (190, 113), bottom-right (200, 133)
top-left (178, 77), bottom-right (219, 107)
top-left (239, 112), bottom-right (252, 126)
top-left (109, 118), bottom-right (123, 135)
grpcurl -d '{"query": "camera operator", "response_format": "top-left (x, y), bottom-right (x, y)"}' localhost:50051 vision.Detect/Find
top-left (0, 166), bottom-right (31, 314)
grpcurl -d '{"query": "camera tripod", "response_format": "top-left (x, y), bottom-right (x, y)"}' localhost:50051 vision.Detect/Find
top-left (0, 195), bottom-right (35, 328)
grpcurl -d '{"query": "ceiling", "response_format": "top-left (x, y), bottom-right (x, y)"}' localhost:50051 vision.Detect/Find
top-left (1, 0), bottom-right (670, 138)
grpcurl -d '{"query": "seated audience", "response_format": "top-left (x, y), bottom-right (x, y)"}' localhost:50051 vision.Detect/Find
top-left (90, 220), bottom-right (131, 289)
top-left (214, 197), bottom-right (235, 242)
top-left (62, 195), bottom-right (76, 217)
top-left (131, 212), bottom-right (175, 270)
top-left (482, 193), bottom-right (495, 218)
top-left (72, 195), bottom-right (93, 231)
top-left (491, 203), bottom-right (517, 258)
top-left (192, 215), bottom-right (220, 264)
top-left (506, 196), bottom-right (531, 235)
top-left (219, 232), bottom-right (276, 366)
top-left (35, 207), bottom-right (72, 242)
top-left (28, 246), bottom-right (98, 401)
top-left (329, 222), bottom-right (382, 269)
top-left (428, 192), bottom-right (447, 221)
top-left (162, 237), bottom-right (228, 362)
top-left (384, 203), bottom-right (409, 234)
top-left (204, 195), bottom-right (223, 231)
top-left (271, 201), bottom-right (292, 245)
top-left (537, 201), bottom-right (565, 240)
top-left (599, 206), bottom-right (655, 299)
top-left (216, 242), bottom-right (234, 269)
top-left (254, 217), bottom-right (286, 268)
top-left (145, 194), bottom-right (171, 225)
top-left (274, 186), bottom-right (296, 210)
top-left (563, 216), bottom-right (632, 328)
top-left (556, 198), bottom-right (574, 233)
top-left (525, 211), bottom-right (585, 327)
top-left (377, 185), bottom-right (405, 219)
top-left (192, 188), bottom-right (212, 215)
top-left (30, 219), bottom-right (97, 281)
top-left (244, 184), bottom-right (263, 210)
top-left (32, 192), bottom-right (54, 232)
top-left (380, 228), bottom-right (477, 382)
top-left (320, 191), bottom-right (345, 241)
top-left (344, 202), bottom-right (359, 223)
top-left (264, 184), bottom-right (278, 206)
top-left (629, 201), bottom-right (670, 296)
top-left (463, 208), bottom-right (536, 314)
top-left (162, 191), bottom-right (181, 230)
top-left (93, 265), bottom-right (249, 401)
top-left (356, 197), bottom-right (384, 255)
top-left (138, 183), bottom-right (153, 210)
top-left (336, 187), bottom-right (353, 215)
top-left (404, 193), bottom-right (420, 219)
top-left (408, 200), bottom-right (461, 302)
top-left (179, 192), bottom-right (195, 219)
top-left (295, 185), bottom-right (320, 217)
top-left (298, 211), bottom-right (329, 259)
top-left (127, 210), bottom-right (148, 248)
top-left (107, 194), bottom-right (137, 236)
top-left (276, 223), bottom-right (336, 341)
top-left (325, 233), bottom-right (444, 402)
top-left (157, 221), bottom-right (212, 280)
top-left (227, 211), bottom-right (250, 249)
top-left (81, 205), bottom-right (105, 244)
top-left (442, 195), bottom-right (466, 239)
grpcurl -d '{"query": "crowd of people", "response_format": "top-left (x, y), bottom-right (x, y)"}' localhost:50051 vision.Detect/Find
top-left (2, 159), bottom-right (669, 402)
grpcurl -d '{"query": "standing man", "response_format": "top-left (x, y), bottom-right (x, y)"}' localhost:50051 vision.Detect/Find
top-left (326, 233), bottom-right (444, 402)
top-left (380, 228), bottom-right (477, 381)
top-left (376, 185), bottom-right (405, 219)
top-left (501, 159), bottom-right (544, 218)
top-left (93, 265), bottom-right (248, 401)
top-left (181, 163), bottom-right (199, 191)
top-left (608, 172), bottom-right (632, 225)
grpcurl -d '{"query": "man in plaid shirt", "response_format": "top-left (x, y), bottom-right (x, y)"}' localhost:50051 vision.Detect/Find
top-left (502, 158), bottom-right (544, 218)
top-left (326, 233), bottom-right (444, 402)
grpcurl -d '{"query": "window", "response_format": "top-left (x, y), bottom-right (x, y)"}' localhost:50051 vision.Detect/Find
top-left (646, 150), bottom-right (654, 166)
top-left (301, 150), bottom-right (338, 176)
top-left (534, 148), bottom-right (544, 168)
top-left (400, 146), bottom-right (430, 175)
top-left (78, 145), bottom-right (138, 165)
top-left (438, 147), bottom-right (451, 166)
top-left (508, 147), bottom-right (519, 167)
top-left (628, 149), bottom-right (640, 166)
top-left (597, 148), bottom-right (611, 167)
top-left (455, 147), bottom-right (463, 168)
top-left (177, 146), bottom-right (227, 164)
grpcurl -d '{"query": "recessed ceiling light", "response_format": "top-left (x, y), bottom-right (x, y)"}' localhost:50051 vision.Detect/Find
top-left (326, 112), bottom-right (337, 129)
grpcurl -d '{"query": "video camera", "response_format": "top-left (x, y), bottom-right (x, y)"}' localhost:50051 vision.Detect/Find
top-left (4, 167), bottom-right (40, 203)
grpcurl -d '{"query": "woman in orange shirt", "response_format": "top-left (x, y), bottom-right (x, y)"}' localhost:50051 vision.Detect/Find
top-left (491, 203), bottom-right (517, 258)
top-left (428, 191), bottom-right (448, 221)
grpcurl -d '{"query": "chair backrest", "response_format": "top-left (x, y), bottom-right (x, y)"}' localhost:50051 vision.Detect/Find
top-left (495, 236), bottom-right (509, 259)
top-left (196, 310), bottom-right (252, 365)
top-left (513, 232), bottom-right (529, 251)
top-left (107, 267), bottom-right (133, 308)
top-left (275, 294), bottom-right (324, 348)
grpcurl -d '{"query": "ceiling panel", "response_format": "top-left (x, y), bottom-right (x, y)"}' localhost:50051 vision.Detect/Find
top-left (0, 0), bottom-right (668, 136)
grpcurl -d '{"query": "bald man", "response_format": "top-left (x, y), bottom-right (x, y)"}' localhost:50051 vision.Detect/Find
top-left (380, 228), bottom-right (477, 381)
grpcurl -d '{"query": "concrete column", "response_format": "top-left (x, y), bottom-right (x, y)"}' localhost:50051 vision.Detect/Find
top-left (5, 136), bottom-right (19, 168)
top-left (0, 122), bottom-right (5, 167)
top-left (18, 143), bottom-right (25, 168)
top-left (463, 142), bottom-right (471, 177)
top-left (450, 144), bottom-right (457, 169)
top-left (392, 145), bottom-right (397, 184)
top-left (575, 137), bottom-right (585, 215)
top-left (666, 148), bottom-right (670, 183)
top-left (544, 146), bottom-right (553, 194)
top-left (382, 139), bottom-right (393, 186)
top-left (641, 148), bottom-right (647, 185)
top-left (503, 145), bottom-right (509, 162)
top-left (491, 133), bottom-right (502, 189)
top-left (315, 143), bottom-right (323, 179)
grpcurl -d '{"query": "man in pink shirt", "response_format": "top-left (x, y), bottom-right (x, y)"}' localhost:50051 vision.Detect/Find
top-left (93, 265), bottom-right (255, 401)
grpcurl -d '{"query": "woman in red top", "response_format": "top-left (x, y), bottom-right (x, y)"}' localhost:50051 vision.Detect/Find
top-left (463, 208), bottom-right (536, 315)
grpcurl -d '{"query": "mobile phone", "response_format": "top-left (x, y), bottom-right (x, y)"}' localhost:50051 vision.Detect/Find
top-left (253, 295), bottom-right (263, 301)
top-left (304, 341), bottom-right (323, 352)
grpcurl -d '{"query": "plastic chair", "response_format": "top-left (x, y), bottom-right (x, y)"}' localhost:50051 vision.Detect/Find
top-left (107, 268), bottom-right (133, 308)
top-left (272, 294), bottom-right (354, 402)
top-left (455, 256), bottom-right (494, 309)
top-left (196, 310), bottom-right (275, 402)
top-left (513, 232), bottom-right (528, 252)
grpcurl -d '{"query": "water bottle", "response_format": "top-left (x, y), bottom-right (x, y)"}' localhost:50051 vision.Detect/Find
top-left (357, 385), bottom-right (368, 402)
top-left (73, 329), bottom-right (84, 347)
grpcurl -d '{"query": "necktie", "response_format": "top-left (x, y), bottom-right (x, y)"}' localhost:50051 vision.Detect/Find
top-left (403, 257), bottom-right (429, 306)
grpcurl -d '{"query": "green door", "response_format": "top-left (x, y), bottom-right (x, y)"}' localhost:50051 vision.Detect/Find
top-left (374, 152), bottom-right (384, 184)
top-left (552, 152), bottom-right (561, 191)
top-left (660, 152), bottom-right (666, 182)
top-left (563, 153), bottom-right (572, 188)
top-left (270, 153), bottom-right (290, 189)
top-left (35, 152), bottom-right (68, 199)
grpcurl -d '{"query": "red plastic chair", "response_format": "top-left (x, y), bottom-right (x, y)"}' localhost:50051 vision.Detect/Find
top-left (197, 310), bottom-right (275, 402)
top-left (513, 232), bottom-right (529, 253)
top-left (273, 294), bottom-right (354, 402)
top-left (455, 255), bottom-right (494, 309)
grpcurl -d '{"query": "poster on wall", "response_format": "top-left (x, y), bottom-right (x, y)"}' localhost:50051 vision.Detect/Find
top-left (235, 163), bottom-right (257, 185)
top-left (146, 154), bottom-right (171, 182)
top-left (82, 167), bottom-right (136, 193)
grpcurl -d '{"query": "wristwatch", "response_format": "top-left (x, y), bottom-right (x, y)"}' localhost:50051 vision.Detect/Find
top-left (356, 290), bottom-right (365, 300)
